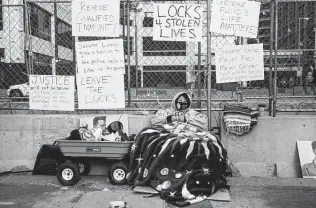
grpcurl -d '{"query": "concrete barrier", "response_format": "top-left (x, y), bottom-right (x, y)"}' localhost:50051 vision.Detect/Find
top-left (0, 114), bottom-right (152, 173)
top-left (221, 115), bottom-right (316, 178)
top-left (1, 114), bottom-right (315, 178)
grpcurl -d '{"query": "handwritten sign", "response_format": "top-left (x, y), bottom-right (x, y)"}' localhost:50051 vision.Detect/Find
top-left (72, 0), bottom-right (120, 37)
top-left (77, 73), bottom-right (125, 109)
top-left (29, 75), bottom-right (75, 111)
top-left (76, 39), bottom-right (125, 74)
top-left (210, 0), bottom-right (260, 38)
top-left (153, 3), bottom-right (203, 42)
top-left (215, 44), bottom-right (264, 83)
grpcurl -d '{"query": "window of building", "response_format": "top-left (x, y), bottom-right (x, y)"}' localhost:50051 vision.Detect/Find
top-left (27, 51), bottom-right (52, 74)
top-left (261, 3), bottom-right (270, 11)
top-left (143, 66), bottom-right (186, 87)
top-left (120, 2), bottom-right (133, 26)
top-left (143, 17), bottom-right (153, 27)
top-left (143, 37), bottom-right (186, 56)
top-left (29, 3), bottom-right (51, 41)
top-left (57, 18), bottom-right (72, 49)
top-left (0, 0), bottom-right (3, 30)
top-left (56, 59), bottom-right (75, 75)
top-left (258, 28), bottom-right (269, 36)
top-left (120, 16), bottom-right (133, 26)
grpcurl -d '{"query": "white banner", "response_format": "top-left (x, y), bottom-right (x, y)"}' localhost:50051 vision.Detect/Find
top-left (77, 73), bottom-right (125, 109)
top-left (210, 0), bottom-right (260, 38)
top-left (153, 3), bottom-right (203, 42)
top-left (76, 39), bottom-right (125, 74)
top-left (215, 44), bottom-right (264, 83)
top-left (29, 75), bottom-right (75, 111)
top-left (72, 0), bottom-right (120, 37)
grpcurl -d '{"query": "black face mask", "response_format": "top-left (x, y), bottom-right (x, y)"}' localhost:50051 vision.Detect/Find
top-left (175, 96), bottom-right (190, 111)
top-left (176, 103), bottom-right (190, 111)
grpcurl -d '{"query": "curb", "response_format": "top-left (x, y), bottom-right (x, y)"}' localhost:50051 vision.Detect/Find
top-left (227, 177), bottom-right (316, 188)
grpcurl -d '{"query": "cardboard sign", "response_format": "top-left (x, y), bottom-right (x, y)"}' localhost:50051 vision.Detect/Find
top-left (77, 73), bottom-right (125, 109)
top-left (72, 0), bottom-right (120, 37)
top-left (29, 75), bottom-right (75, 111)
top-left (215, 44), bottom-right (264, 83)
top-left (76, 39), bottom-right (125, 74)
top-left (210, 0), bottom-right (260, 38)
top-left (153, 3), bottom-right (203, 42)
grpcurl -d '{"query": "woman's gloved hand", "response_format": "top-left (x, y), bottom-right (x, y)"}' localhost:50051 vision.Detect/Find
top-left (171, 115), bottom-right (186, 123)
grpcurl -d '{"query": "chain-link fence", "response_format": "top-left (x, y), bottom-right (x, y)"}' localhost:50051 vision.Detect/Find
top-left (1, 0), bottom-right (316, 117)
top-left (274, 0), bottom-right (316, 113)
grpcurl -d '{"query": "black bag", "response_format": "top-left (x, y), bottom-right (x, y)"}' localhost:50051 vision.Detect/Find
top-left (32, 144), bottom-right (65, 175)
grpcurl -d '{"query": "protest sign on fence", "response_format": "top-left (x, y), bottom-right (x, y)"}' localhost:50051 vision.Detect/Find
top-left (76, 39), bottom-right (125, 74)
top-left (76, 73), bottom-right (125, 109)
top-left (153, 3), bottom-right (203, 42)
top-left (215, 43), bottom-right (264, 83)
top-left (210, 0), bottom-right (260, 38)
top-left (29, 75), bottom-right (75, 111)
top-left (72, 0), bottom-right (120, 37)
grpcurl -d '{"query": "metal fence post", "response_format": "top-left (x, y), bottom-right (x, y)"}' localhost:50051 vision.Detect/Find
top-left (197, 0), bottom-right (202, 108)
top-left (273, 0), bottom-right (278, 117)
top-left (53, 2), bottom-right (58, 75)
top-left (127, 0), bottom-right (131, 107)
top-left (207, 0), bottom-right (212, 130)
top-left (23, 0), bottom-right (30, 75)
top-left (269, 0), bottom-right (275, 116)
top-left (135, 8), bottom-right (138, 98)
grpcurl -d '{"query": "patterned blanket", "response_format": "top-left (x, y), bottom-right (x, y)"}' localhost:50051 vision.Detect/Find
top-left (126, 123), bottom-right (229, 207)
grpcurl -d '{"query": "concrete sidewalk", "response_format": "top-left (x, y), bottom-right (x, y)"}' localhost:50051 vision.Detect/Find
top-left (1, 175), bottom-right (316, 208)
top-left (3, 174), bottom-right (316, 188)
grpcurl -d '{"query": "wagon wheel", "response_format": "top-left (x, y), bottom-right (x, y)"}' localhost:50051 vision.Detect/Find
top-left (108, 162), bottom-right (128, 185)
top-left (56, 162), bottom-right (81, 186)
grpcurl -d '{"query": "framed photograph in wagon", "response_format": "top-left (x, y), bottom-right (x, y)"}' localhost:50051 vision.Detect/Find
top-left (297, 141), bottom-right (316, 178)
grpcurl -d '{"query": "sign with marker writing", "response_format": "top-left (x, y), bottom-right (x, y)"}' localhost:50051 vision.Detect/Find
top-left (29, 75), bottom-right (75, 111)
top-left (72, 0), bottom-right (120, 37)
top-left (215, 43), bottom-right (264, 83)
top-left (153, 3), bottom-right (202, 42)
top-left (210, 0), bottom-right (260, 38)
top-left (76, 39), bottom-right (125, 74)
top-left (77, 73), bottom-right (125, 109)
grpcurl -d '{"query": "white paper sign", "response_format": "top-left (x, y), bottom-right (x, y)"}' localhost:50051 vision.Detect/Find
top-left (77, 73), bottom-right (125, 109)
top-left (29, 75), bottom-right (75, 111)
top-left (72, 0), bottom-right (120, 37)
top-left (210, 0), bottom-right (260, 38)
top-left (153, 3), bottom-right (203, 42)
top-left (215, 44), bottom-right (264, 83)
top-left (76, 39), bottom-right (125, 74)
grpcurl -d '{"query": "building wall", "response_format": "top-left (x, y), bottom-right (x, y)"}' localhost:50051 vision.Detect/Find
top-left (1, 0), bottom-right (24, 63)
top-left (0, 0), bottom-right (73, 66)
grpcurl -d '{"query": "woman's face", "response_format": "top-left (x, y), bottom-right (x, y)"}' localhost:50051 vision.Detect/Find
top-left (176, 95), bottom-right (190, 111)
